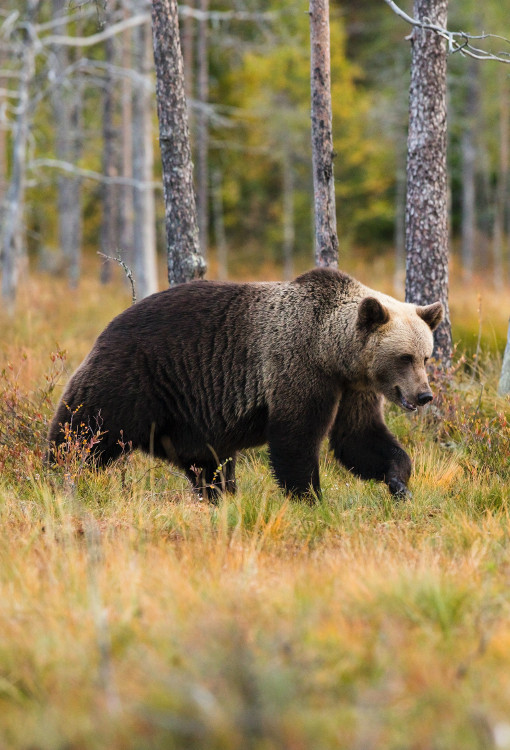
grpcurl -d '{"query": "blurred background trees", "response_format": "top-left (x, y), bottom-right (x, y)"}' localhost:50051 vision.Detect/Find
top-left (0, 0), bottom-right (509, 303)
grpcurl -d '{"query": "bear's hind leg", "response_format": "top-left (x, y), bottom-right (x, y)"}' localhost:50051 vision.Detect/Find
top-left (330, 389), bottom-right (411, 498)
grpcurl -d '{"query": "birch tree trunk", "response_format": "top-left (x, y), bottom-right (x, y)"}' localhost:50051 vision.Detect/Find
top-left (151, 0), bottom-right (206, 285)
top-left (1, 4), bottom-right (36, 312)
top-left (309, 0), bottom-right (338, 269)
top-left (119, 0), bottom-right (134, 269)
top-left (0, 45), bottom-right (6, 214)
top-left (405, 0), bottom-right (452, 366)
top-left (132, 12), bottom-right (158, 298)
top-left (100, 24), bottom-right (117, 285)
top-left (51, 0), bottom-right (82, 288)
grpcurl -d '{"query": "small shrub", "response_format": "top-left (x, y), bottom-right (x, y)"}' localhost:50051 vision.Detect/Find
top-left (0, 348), bottom-right (66, 478)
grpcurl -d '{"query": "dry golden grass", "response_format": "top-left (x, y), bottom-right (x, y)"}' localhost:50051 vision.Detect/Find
top-left (0, 263), bottom-right (509, 749)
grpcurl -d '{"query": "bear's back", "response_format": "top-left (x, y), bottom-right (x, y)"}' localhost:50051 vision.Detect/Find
top-left (52, 280), bottom-right (276, 454)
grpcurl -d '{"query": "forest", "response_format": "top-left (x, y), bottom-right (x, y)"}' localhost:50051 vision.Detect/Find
top-left (0, 0), bottom-right (510, 748)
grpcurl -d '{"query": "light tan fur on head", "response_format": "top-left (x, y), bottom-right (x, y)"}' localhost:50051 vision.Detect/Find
top-left (359, 294), bottom-right (444, 411)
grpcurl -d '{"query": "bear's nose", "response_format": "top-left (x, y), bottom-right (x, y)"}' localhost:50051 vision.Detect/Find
top-left (417, 391), bottom-right (433, 406)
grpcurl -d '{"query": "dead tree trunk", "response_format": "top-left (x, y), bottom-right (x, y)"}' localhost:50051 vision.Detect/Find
top-left (309, 0), bottom-right (338, 269)
top-left (405, 0), bottom-right (452, 366)
top-left (151, 0), bottom-right (206, 285)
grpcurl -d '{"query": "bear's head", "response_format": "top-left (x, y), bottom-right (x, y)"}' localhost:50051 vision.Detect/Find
top-left (357, 296), bottom-right (444, 411)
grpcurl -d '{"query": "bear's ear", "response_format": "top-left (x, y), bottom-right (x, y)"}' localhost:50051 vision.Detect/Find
top-left (357, 297), bottom-right (390, 331)
top-left (416, 301), bottom-right (444, 331)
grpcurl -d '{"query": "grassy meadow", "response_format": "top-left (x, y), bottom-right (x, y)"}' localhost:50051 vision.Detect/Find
top-left (0, 263), bottom-right (509, 749)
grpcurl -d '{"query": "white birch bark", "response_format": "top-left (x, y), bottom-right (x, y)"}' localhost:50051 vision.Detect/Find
top-left (1, 4), bottom-right (36, 312)
top-left (132, 8), bottom-right (158, 298)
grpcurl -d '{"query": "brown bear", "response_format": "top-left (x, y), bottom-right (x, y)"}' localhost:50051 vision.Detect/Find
top-left (48, 268), bottom-right (443, 499)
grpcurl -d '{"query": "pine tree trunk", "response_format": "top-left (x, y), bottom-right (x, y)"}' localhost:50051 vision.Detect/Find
top-left (151, 0), bottom-right (206, 285)
top-left (309, 0), bottom-right (338, 269)
top-left (405, 0), bottom-right (452, 366)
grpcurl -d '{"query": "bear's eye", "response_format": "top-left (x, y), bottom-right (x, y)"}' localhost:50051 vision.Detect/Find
top-left (424, 356), bottom-right (429, 365)
top-left (400, 354), bottom-right (414, 365)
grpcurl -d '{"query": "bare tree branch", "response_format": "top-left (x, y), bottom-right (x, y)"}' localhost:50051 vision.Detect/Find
top-left (178, 7), bottom-right (278, 22)
top-left (383, 0), bottom-right (510, 63)
top-left (42, 13), bottom-right (150, 48)
top-left (29, 157), bottom-right (162, 190)
top-left (97, 252), bottom-right (137, 304)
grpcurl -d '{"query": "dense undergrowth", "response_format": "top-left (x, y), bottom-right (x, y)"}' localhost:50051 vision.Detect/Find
top-left (0, 270), bottom-right (509, 749)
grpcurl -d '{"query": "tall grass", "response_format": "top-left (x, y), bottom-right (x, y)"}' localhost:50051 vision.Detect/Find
top-left (0, 268), bottom-right (509, 749)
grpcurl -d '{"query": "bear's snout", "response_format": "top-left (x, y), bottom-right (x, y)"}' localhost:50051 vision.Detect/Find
top-left (416, 390), bottom-right (433, 406)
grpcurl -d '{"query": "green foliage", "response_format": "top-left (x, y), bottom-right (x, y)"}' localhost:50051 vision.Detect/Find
top-left (213, 4), bottom-right (395, 266)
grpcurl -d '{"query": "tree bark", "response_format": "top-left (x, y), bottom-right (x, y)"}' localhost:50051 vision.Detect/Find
top-left (100, 23), bottom-right (117, 285)
top-left (118, 0), bottom-right (134, 269)
top-left (1, 3), bottom-right (37, 312)
top-left (309, 0), bottom-right (338, 269)
top-left (51, 0), bottom-right (83, 288)
top-left (0, 44), bottom-right (6, 215)
top-left (132, 10), bottom-right (158, 298)
top-left (151, 0), bottom-right (206, 285)
top-left (405, 0), bottom-right (452, 366)
top-left (196, 0), bottom-right (209, 260)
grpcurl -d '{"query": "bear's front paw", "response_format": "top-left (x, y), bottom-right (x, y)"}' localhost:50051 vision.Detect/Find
top-left (388, 477), bottom-right (412, 499)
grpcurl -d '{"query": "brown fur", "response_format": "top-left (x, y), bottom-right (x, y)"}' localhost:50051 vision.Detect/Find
top-left (48, 268), bottom-right (443, 499)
